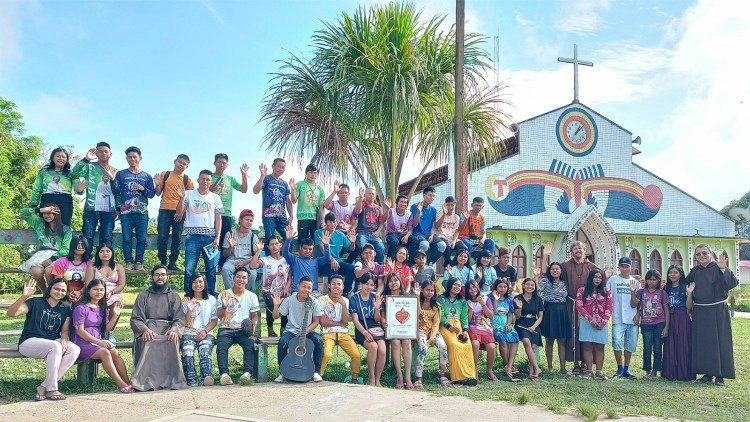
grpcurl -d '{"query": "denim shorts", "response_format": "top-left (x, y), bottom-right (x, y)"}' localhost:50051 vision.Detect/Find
top-left (611, 322), bottom-right (638, 352)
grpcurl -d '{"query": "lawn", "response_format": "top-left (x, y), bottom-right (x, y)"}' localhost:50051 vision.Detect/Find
top-left (1, 290), bottom-right (747, 421)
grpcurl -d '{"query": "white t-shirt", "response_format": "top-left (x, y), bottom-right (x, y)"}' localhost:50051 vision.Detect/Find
top-left (219, 289), bottom-right (260, 329)
top-left (182, 295), bottom-right (219, 335)
top-left (259, 255), bottom-right (290, 294)
top-left (319, 295), bottom-right (349, 334)
top-left (183, 189), bottom-right (224, 233)
top-left (607, 274), bottom-right (638, 324)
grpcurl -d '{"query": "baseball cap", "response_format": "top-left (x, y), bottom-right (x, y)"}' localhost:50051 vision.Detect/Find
top-left (414, 250), bottom-right (427, 258)
top-left (239, 209), bottom-right (254, 219)
top-left (362, 243), bottom-right (375, 251)
top-left (618, 257), bottom-right (632, 267)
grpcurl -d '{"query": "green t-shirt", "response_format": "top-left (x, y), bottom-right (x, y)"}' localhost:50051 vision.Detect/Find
top-left (30, 169), bottom-right (74, 206)
top-left (295, 180), bottom-right (325, 221)
top-left (19, 208), bottom-right (72, 257)
top-left (211, 174), bottom-right (242, 217)
top-left (71, 160), bottom-right (118, 212)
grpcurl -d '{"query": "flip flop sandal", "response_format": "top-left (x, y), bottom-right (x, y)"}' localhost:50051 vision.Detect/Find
top-left (395, 382), bottom-right (404, 389)
top-left (33, 393), bottom-right (46, 401)
top-left (413, 380), bottom-right (424, 389)
top-left (45, 394), bottom-right (67, 401)
top-left (437, 375), bottom-right (451, 387)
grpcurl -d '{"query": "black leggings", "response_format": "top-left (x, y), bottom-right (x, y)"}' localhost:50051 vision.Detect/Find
top-left (263, 292), bottom-right (287, 331)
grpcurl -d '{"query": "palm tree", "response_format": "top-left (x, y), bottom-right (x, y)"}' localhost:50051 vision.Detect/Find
top-left (261, 2), bottom-right (512, 202)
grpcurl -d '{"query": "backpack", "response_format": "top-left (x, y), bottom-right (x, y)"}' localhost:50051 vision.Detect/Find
top-left (164, 171), bottom-right (189, 189)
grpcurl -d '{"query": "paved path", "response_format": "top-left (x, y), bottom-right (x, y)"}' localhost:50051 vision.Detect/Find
top-left (0, 382), bottom-right (668, 421)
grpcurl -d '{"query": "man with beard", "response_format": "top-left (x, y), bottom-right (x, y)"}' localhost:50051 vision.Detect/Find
top-left (560, 241), bottom-right (603, 375)
top-left (130, 265), bottom-right (187, 391)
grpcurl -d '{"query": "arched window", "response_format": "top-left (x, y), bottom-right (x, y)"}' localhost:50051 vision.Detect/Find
top-left (512, 245), bottom-right (527, 278)
top-left (649, 249), bottom-right (662, 274)
top-left (629, 249), bottom-right (642, 276)
top-left (534, 246), bottom-right (548, 273)
top-left (669, 250), bottom-right (683, 268)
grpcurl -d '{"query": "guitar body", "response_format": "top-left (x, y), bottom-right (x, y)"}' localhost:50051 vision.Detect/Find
top-left (280, 336), bottom-right (315, 382)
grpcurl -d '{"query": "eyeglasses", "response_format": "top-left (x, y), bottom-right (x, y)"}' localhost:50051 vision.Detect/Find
top-left (695, 252), bottom-right (709, 256)
top-left (153, 273), bottom-right (168, 277)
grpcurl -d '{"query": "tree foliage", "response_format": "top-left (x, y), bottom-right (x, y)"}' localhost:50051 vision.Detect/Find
top-left (261, 2), bottom-right (512, 201)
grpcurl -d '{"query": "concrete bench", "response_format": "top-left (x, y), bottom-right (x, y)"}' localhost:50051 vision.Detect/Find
top-left (0, 341), bottom-right (134, 385)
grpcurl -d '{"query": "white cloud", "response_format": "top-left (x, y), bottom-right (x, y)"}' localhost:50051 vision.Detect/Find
top-left (197, 0), bottom-right (225, 26)
top-left (19, 94), bottom-right (95, 133)
top-left (554, 0), bottom-right (611, 34)
top-left (638, 0), bottom-right (750, 209)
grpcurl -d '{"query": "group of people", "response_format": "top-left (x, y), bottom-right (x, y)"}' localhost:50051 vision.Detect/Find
top-left (8, 145), bottom-right (739, 400)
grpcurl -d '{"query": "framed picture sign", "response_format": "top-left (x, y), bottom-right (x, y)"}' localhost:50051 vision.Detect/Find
top-left (385, 296), bottom-right (419, 340)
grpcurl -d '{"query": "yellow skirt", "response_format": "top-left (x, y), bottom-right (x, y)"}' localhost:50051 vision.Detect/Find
top-left (439, 319), bottom-right (477, 381)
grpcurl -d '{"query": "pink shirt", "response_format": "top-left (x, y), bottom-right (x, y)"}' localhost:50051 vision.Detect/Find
top-left (576, 287), bottom-right (613, 326)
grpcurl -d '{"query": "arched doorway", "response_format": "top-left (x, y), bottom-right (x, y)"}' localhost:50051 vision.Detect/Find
top-left (552, 207), bottom-right (620, 270)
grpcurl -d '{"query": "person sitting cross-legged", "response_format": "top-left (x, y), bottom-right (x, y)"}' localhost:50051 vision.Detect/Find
top-left (216, 268), bottom-right (260, 386)
top-left (272, 276), bottom-right (325, 383)
top-left (319, 275), bottom-right (362, 383)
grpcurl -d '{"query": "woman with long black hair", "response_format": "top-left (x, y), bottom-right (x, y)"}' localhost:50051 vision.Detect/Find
top-left (30, 147), bottom-right (75, 226)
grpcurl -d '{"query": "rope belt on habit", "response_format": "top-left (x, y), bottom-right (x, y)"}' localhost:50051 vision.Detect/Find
top-left (693, 299), bottom-right (727, 307)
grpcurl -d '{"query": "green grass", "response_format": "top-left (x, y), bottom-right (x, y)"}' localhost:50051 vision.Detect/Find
top-left (1, 295), bottom-right (748, 421)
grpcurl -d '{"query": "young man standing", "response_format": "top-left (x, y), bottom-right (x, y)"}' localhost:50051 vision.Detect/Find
top-left (114, 146), bottom-right (155, 271)
top-left (250, 235), bottom-right (290, 337)
top-left (409, 186), bottom-right (445, 265)
top-left (315, 213), bottom-right (357, 295)
top-left (272, 276), bottom-right (324, 383)
top-left (352, 187), bottom-right (386, 264)
top-left (323, 181), bottom-right (355, 233)
top-left (71, 142), bottom-right (117, 255)
top-left (291, 163), bottom-right (325, 242)
top-left (433, 196), bottom-right (467, 266)
top-left (154, 154), bottom-right (194, 270)
top-left (253, 158), bottom-right (293, 250)
top-left (176, 170), bottom-right (223, 296)
top-left (283, 225), bottom-right (331, 294)
top-left (210, 153), bottom-right (249, 268)
top-left (318, 275), bottom-right (361, 383)
top-left (216, 268), bottom-right (260, 386)
top-left (458, 197), bottom-right (495, 261)
top-left (607, 256), bottom-right (640, 379)
top-left (384, 195), bottom-right (414, 261)
top-left (221, 209), bottom-right (261, 291)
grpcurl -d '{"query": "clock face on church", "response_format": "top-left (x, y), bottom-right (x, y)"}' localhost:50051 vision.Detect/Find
top-left (556, 107), bottom-right (598, 157)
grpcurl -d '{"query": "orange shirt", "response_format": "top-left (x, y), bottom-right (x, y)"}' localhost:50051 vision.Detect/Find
top-left (159, 172), bottom-right (194, 210)
top-left (458, 213), bottom-right (485, 238)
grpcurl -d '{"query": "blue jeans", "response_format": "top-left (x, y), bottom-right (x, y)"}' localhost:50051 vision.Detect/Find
top-left (437, 236), bottom-right (468, 266)
top-left (278, 330), bottom-right (323, 373)
top-left (216, 328), bottom-right (255, 375)
top-left (460, 238), bottom-right (495, 260)
top-left (386, 233), bottom-right (415, 260)
top-left (357, 234), bottom-right (385, 264)
top-left (157, 209), bottom-right (184, 266)
top-left (121, 213), bottom-right (149, 264)
top-left (184, 234), bottom-right (219, 296)
top-left (218, 215), bottom-right (233, 269)
top-left (408, 235), bottom-right (445, 265)
top-left (181, 334), bottom-right (214, 386)
top-left (641, 323), bottom-right (665, 372)
top-left (262, 215), bottom-right (288, 252)
top-left (320, 261), bottom-right (356, 295)
top-left (82, 210), bottom-right (115, 255)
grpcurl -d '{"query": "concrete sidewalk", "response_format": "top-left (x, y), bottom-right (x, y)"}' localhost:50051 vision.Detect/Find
top-left (0, 382), bottom-right (667, 421)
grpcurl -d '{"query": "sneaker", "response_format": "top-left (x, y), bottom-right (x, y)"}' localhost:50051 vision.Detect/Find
top-left (312, 373), bottom-right (323, 382)
top-left (239, 372), bottom-right (253, 386)
top-left (134, 263), bottom-right (145, 271)
top-left (167, 264), bottom-right (181, 272)
top-left (612, 369), bottom-right (623, 378)
top-left (203, 375), bottom-right (214, 386)
top-left (622, 371), bottom-right (637, 379)
top-left (220, 373), bottom-right (233, 385)
top-left (274, 375), bottom-right (285, 383)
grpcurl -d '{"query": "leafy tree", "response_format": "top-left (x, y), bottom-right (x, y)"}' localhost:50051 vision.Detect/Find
top-left (261, 2), bottom-right (512, 201)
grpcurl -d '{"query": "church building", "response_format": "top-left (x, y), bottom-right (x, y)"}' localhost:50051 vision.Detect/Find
top-left (399, 47), bottom-right (738, 279)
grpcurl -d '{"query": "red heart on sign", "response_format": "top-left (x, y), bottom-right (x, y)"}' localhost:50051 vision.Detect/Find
top-left (395, 307), bottom-right (409, 324)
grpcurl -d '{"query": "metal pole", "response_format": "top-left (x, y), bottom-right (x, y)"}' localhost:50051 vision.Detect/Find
top-left (454, 0), bottom-right (467, 214)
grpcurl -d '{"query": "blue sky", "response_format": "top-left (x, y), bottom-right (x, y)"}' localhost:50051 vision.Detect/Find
top-left (1, 0), bottom-right (747, 218)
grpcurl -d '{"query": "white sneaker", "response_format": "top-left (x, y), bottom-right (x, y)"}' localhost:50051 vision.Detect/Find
top-left (239, 372), bottom-right (253, 386)
top-left (312, 372), bottom-right (323, 382)
top-left (220, 373), bottom-right (233, 385)
top-left (274, 374), bottom-right (285, 383)
top-left (203, 375), bottom-right (214, 386)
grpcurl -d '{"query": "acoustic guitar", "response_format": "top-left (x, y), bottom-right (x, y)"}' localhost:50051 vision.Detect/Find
top-left (279, 297), bottom-right (315, 382)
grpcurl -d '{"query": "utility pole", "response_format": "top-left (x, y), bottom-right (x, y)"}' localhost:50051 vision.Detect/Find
top-left (454, 0), bottom-right (467, 214)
